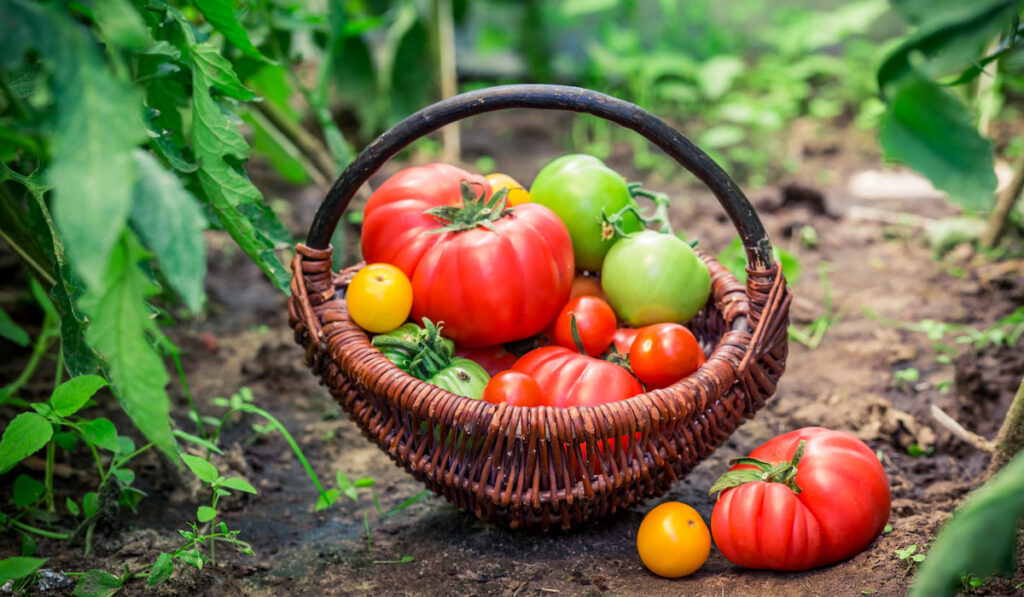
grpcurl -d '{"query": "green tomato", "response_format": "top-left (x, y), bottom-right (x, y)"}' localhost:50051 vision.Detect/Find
top-left (601, 231), bottom-right (711, 326)
top-left (427, 357), bottom-right (489, 400)
top-left (529, 154), bottom-right (642, 271)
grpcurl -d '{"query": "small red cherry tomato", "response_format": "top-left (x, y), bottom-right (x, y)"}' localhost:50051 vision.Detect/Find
top-left (554, 295), bottom-right (617, 357)
top-left (629, 323), bottom-right (705, 389)
top-left (482, 370), bottom-right (544, 407)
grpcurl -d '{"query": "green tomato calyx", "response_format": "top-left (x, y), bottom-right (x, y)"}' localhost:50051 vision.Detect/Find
top-left (425, 181), bottom-right (513, 234)
top-left (601, 183), bottom-right (675, 240)
top-left (372, 318), bottom-right (456, 379)
top-left (708, 440), bottom-right (807, 497)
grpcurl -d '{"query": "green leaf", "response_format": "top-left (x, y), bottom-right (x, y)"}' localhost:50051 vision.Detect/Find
top-left (0, 412), bottom-right (53, 474)
top-left (66, 497), bottom-right (80, 516)
top-left (12, 475), bottom-right (44, 508)
top-left (82, 492), bottom-right (100, 517)
top-left (879, 76), bottom-right (997, 212)
top-left (336, 471), bottom-right (358, 501)
top-left (878, 0), bottom-right (1022, 95)
top-left (193, 0), bottom-right (271, 62)
top-left (54, 432), bottom-right (77, 452)
top-left (0, 306), bottom-right (29, 347)
top-left (910, 450), bottom-right (1024, 596)
top-left (220, 477), bottom-right (257, 494)
top-left (92, 0), bottom-right (150, 48)
top-left (50, 374), bottom-right (108, 417)
top-left (81, 418), bottom-right (119, 452)
top-left (116, 435), bottom-right (135, 455)
top-left (113, 467), bottom-right (135, 485)
top-left (73, 569), bottom-right (124, 597)
top-left (148, 553), bottom-right (173, 586)
top-left (181, 453), bottom-right (219, 483)
top-left (143, 108), bottom-right (198, 173)
top-left (130, 150), bottom-right (206, 312)
top-left (180, 34), bottom-right (290, 292)
top-left (0, 557), bottom-right (47, 586)
top-left (1, 0), bottom-right (146, 289)
top-left (697, 55), bottom-right (745, 101)
top-left (315, 489), bottom-right (340, 511)
top-left (21, 532), bottom-right (35, 557)
top-left (172, 430), bottom-right (223, 454)
top-left (79, 233), bottom-right (177, 462)
top-left (196, 505), bottom-right (218, 522)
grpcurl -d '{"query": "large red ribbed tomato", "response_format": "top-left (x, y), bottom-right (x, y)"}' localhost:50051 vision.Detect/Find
top-left (361, 164), bottom-right (574, 347)
top-left (512, 346), bottom-right (642, 408)
top-left (709, 427), bottom-right (891, 571)
top-left (361, 163), bottom-right (489, 277)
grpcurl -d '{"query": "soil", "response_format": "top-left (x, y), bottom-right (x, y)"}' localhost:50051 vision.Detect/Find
top-left (3, 111), bottom-right (1024, 597)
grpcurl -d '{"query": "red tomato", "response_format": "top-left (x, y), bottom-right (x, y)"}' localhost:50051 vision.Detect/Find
top-left (612, 327), bottom-right (640, 354)
top-left (363, 165), bottom-right (575, 347)
top-left (628, 323), bottom-right (705, 389)
top-left (710, 427), bottom-right (891, 571)
top-left (482, 370), bottom-right (544, 407)
top-left (361, 164), bottom-right (489, 278)
top-left (454, 345), bottom-right (518, 377)
top-left (512, 346), bottom-right (642, 408)
top-left (554, 296), bottom-right (616, 357)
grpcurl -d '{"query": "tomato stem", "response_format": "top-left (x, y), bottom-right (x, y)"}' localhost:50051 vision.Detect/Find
top-left (601, 184), bottom-right (674, 239)
top-left (708, 440), bottom-right (807, 497)
top-left (425, 181), bottom-right (513, 234)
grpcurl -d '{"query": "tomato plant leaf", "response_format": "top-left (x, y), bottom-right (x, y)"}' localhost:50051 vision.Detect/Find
top-left (1, 0), bottom-right (146, 290)
top-left (0, 412), bottom-right (53, 474)
top-left (12, 475), bottom-right (44, 508)
top-left (144, 109), bottom-right (199, 174)
top-left (190, 42), bottom-right (257, 102)
top-left (0, 557), bottom-right (47, 586)
top-left (147, 553), bottom-right (173, 586)
top-left (79, 233), bottom-right (177, 462)
top-left (130, 150), bottom-right (207, 312)
top-left (181, 453), bottom-right (219, 483)
top-left (878, 0), bottom-right (1021, 95)
top-left (0, 306), bottom-right (28, 347)
top-left (193, 0), bottom-right (272, 63)
top-left (92, 0), bottom-right (149, 49)
top-left (82, 492), bottom-right (100, 518)
top-left (910, 450), bottom-right (1024, 595)
top-left (66, 497), bottom-right (80, 517)
top-left (50, 375), bottom-right (108, 417)
top-left (196, 505), bottom-right (218, 523)
top-left (879, 75), bottom-right (997, 212)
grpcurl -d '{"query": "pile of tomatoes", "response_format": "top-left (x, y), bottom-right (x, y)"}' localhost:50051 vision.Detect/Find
top-left (346, 154), bottom-right (713, 408)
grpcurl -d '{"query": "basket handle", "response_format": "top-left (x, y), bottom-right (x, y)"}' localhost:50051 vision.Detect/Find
top-left (306, 84), bottom-right (775, 273)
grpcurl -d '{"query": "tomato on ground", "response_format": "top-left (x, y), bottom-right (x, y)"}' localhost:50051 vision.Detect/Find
top-left (709, 427), bottom-right (891, 571)
top-left (637, 502), bottom-right (711, 578)
top-left (629, 323), bottom-right (705, 389)
top-left (346, 263), bottom-right (412, 333)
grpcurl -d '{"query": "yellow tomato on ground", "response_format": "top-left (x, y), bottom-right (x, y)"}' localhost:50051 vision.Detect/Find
top-left (637, 502), bottom-right (711, 578)
top-left (346, 263), bottom-right (413, 333)
top-left (485, 173), bottom-right (530, 205)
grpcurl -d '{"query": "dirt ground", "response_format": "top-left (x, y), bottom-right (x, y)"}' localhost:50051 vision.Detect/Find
top-left (3, 111), bottom-right (1024, 596)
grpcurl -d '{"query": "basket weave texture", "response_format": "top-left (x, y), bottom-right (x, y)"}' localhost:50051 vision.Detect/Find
top-left (289, 243), bottom-right (790, 530)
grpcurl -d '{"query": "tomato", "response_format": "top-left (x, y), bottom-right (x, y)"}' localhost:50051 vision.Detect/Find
top-left (346, 263), bottom-right (413, 333)
top-left (637, 502), bottom-right (711, 578)
top-left (482, 370), bottom-right (544, 407)
top-left (529, 154), bottom-right (642, 271)
top-left (601, 231), bottom-right (711, 327)
top-left (611, 327), bottom-right (640, 354)
top-left (512, 346), bottom-right (642, 408)
top-left (361, 163), bottom-right (489, 279)
top-left (629, 323), bottom-right (705, 389)
top-left (364, 165), bottom-right (575, 347)
top-left (569, 273), bottom-right (608, 303)
top-left (426, 357), bottom-right (490, 400)
top-left (454, 344), bottom-right (518, 377)
top-left (485, 173), bottom-right (530, 206)
top-left (554, 296), bottom-right (616, 357)
top-left (709, 427), bottom-right (891, 571)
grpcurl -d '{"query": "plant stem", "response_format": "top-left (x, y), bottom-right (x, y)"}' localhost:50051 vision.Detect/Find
top-left (987, 377), bottom-right (1024, 475)
top-left (236, 405), bottom-right (331, 500)
top-left (434, 0), bottom-right (460, 163)
top-left (45, 349), bottom-right (64, 512)
top-left (980, 150), bottom-right (1024, 248)
top-left (0, 324), bottom-right (56, 404)
top-left (172, 353), bottom-right (207, 441)
top-left (11, 519), bottom-right (71, 540)
top-left (248, 100), bottom-right (331, 187)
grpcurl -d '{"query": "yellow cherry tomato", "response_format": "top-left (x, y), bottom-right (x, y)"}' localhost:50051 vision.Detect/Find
top-left (637, 502), bottom-right (711, 578)
top-left (346, 263), bottom-right (413, 333)
top-left (485, 173), bottom-right (530, 206)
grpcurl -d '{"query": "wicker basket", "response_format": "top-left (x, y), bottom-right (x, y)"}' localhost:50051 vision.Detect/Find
top-left (289, 85), bottom-right (791, 530)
